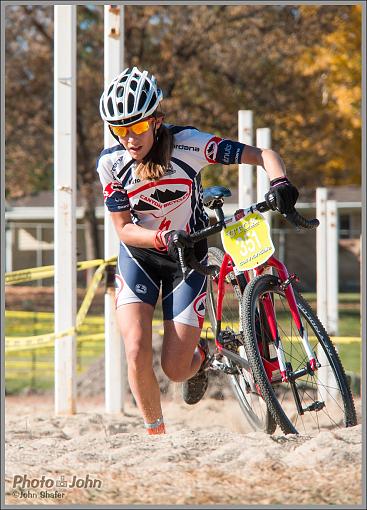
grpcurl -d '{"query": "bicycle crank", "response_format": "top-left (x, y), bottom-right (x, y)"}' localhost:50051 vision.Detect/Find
top-left (210, 358), bottom-right (238, 374)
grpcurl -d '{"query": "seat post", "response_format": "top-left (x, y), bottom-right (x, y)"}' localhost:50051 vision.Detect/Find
top-left (214, 207), bottom-right (225, 223)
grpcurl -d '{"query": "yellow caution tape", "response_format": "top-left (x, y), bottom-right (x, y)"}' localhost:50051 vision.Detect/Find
top-left (5, 258), bottom-right (117, 352)
top-left (5, 310), bottom-right (55, 320)
top-left (75, 261), bottom-right (107, 329)
top-left (5, 266), bottom-right (56, 285)
top-left (5, 257), bottom-right (116, 285)
top-left (5, 310), bottom-right (106, 324)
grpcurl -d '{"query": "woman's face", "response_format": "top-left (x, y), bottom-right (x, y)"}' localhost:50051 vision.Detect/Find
top-left (116, 117), bottom-right (162, 161)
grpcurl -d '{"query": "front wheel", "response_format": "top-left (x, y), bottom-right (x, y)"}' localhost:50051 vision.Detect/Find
top-left (206, 247), bottom-right (277, 434)
top-left (241, 274), bottom-right (357, 435)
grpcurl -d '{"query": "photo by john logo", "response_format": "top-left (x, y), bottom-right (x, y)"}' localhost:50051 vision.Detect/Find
top-left (12, 474), bottom-right (102, 489)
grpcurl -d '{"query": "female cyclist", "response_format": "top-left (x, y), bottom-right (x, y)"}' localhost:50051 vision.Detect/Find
top-left (97, 67), bottom-right (299, 435)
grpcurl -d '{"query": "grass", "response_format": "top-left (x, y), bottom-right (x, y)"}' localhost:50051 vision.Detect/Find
top-left (5, 293), bottom-right (362, 394)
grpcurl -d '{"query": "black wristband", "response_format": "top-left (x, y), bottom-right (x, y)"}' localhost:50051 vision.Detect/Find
top-left (270, 176), bottom-right (290, 186)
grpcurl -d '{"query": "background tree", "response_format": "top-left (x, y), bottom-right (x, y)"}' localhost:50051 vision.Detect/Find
top-left (5, 4), bottom-right (361, 260)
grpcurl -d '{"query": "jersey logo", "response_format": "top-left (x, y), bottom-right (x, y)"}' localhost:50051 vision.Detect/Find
top-left (193, 292), bottom-right (206, 318)
top-left (158, 218), bottom-right (172, 231)
top-left (103, 181), bottom-right (125, 200)
top-left (173, 144), bottom-right (200, 152)
top-left (111, 156), bottom-right (125, 176)
top-left (204, 136), bottom-right (222, 164)
top-left (135, 189), bottom-right (187, 212)
top-left (128, 178), bottom-right (192, 218)
top-left (135, 283), bottom-right (147, 294)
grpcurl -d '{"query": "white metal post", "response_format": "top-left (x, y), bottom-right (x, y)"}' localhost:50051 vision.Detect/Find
top-left (5, 226), bottom-right (13, 273)
top-left (316, 188), bottom-right (328, 327)
top-left (326, 200), bottom-right (339, 336)
top-left (256, 127), bottom-right (271, 226)
top-left (316, 187), bottom-right (330, 403)
top-left (238, 110), bottom-right (253, 208)
top-left (104, 5), bottom-right (125, 414)
top-left (326, 199), bottom-right (339, 399)
top-left (54, 5), bottom-right (77, 415)
top-left (36, 225), bottom-right (43, 286)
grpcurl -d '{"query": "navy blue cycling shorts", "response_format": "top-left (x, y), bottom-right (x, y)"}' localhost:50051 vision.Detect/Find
top-left (115, 240), bottom-right (208, 329)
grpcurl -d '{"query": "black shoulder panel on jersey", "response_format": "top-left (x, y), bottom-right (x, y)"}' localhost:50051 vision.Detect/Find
top-left (117, 159), bottom-right (135, 180)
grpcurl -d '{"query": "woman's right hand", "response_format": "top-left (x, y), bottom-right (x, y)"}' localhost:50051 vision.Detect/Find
top-left (163, 230), bottom-right (193, 260)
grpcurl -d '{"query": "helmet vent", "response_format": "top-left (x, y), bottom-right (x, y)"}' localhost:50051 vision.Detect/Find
top-left (138, 90), bottom-right (147, 110)
top-left (107, 97), bottom-right (114, 115)
top-left (127, 92), bottom-right (135, 113)
top-left (116, 87), bottom-right (124, 98)
top-left (130, 80), bottom-right (138, 91)
top-left (147, 94), bottom-right (157, 112)
top-left (117, 102), bottom-right (124, 114)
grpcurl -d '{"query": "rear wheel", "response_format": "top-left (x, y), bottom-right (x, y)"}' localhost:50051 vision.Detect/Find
top-left (241, 274), bottom-right (357, 435)
top-left (206, 247), bottom-right (277, 434)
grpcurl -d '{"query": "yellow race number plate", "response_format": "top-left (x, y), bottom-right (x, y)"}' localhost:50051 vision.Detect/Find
top-left (221, 212), bottom-right (274, 270)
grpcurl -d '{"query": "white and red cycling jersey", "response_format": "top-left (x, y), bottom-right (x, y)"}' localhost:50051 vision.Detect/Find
top-left (96, 124), bottom-right (245, 234)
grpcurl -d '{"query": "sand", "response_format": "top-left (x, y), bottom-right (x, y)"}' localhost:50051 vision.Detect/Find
top-left (5, 393), bottom-right (363, 506)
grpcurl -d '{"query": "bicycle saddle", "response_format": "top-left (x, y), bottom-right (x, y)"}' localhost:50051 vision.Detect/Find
top-left (203, 186), bottom-right (232, 209)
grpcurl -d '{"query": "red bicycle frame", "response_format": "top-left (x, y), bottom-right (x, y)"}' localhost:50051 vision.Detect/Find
top-left (213, 251), bottom-right (318, 383)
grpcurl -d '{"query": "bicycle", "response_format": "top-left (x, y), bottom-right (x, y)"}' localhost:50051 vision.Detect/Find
top-left (177, 186), bottom-right (357, 435)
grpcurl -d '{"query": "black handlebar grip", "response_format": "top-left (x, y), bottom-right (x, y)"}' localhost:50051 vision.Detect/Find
top-left (186, 251), bottom-right (220, 277)
top-left (285, 209), bottom-right (320, 229)
top-left (190, 222), bottom-right (224, 243)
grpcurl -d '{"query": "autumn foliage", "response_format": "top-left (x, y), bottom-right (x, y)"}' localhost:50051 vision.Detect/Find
top-left (5, 5), bottom-right (362, 257)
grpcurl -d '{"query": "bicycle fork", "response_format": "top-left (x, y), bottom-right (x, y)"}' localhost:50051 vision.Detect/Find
top-left (255, 256), bottom-right (320, 385)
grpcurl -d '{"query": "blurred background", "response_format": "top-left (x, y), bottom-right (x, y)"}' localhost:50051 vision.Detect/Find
top-left (4, 4), bottom-right (362, 394)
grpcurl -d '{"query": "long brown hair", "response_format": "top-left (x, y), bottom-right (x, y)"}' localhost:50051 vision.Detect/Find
top-left (135, 115), bottom-right (173, 181)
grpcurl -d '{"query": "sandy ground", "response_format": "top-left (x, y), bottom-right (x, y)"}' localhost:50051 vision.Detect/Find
top-left (5, 393), bottom-right (363, 506)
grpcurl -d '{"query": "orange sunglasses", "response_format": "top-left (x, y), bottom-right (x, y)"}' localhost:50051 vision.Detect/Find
top-left (110, 118), bottom-right (154, 138)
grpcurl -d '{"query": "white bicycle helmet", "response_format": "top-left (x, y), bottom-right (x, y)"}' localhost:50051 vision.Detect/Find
top-left (100, 67), bottom-right (163, 126)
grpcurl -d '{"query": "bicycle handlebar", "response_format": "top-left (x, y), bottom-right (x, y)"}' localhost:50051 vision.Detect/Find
top-left (178, 200), bottom-right (319, 279)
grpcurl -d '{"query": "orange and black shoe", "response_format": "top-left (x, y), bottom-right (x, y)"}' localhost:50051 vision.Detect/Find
top-left (182, 338), bottom-right (210, 405)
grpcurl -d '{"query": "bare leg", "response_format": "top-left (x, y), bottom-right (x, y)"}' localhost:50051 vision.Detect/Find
top-left (161, 320), bottom-right (202, 382)
top-left (116, 303), bottom-right (163, 425)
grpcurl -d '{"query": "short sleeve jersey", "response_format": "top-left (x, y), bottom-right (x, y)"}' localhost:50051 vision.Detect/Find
top-left (96, 125), bottom-right (245, 234)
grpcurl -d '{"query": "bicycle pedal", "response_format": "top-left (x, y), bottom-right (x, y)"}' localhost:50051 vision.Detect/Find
top-left (218, 330), bottom-right (243, 351)
top-left (304, 401), bottom-right (325, 413)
